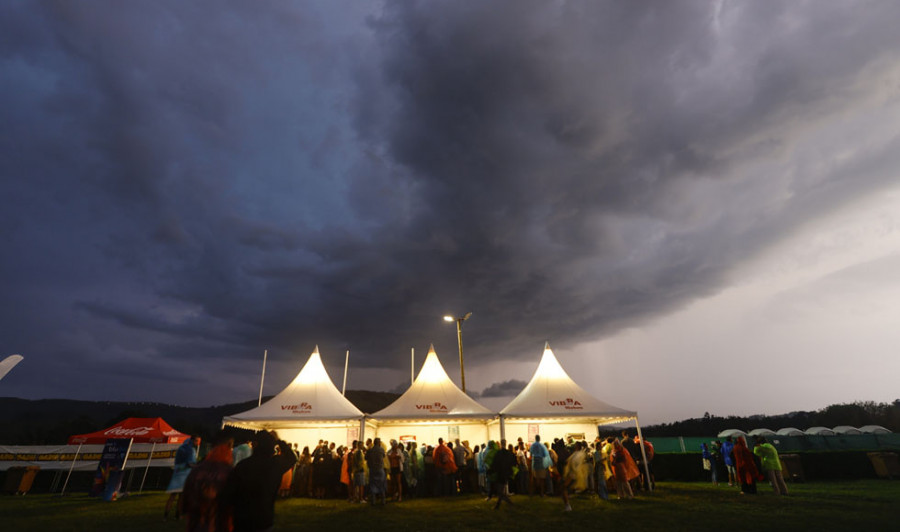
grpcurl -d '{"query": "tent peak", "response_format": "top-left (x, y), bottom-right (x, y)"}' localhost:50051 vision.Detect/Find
top-left (428, 344), bottom-right (436, 354)
top-left (313, 345), bottom-right (320, 355)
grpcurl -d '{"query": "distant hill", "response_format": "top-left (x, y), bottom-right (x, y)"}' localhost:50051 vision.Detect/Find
top-left (0, 390), bottom-right (399, 445)
top-left (2, 395), bottom-right (896, 444)
top-left (640, 399), bottom-right (900, 437)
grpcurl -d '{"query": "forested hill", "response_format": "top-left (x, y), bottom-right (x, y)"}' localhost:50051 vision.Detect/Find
top-left (0, 390), bottom-right (399, 445)
top-left (640, 400), bottom-right (900, 437)
top-left (2, 396), bottom-right (897, 444)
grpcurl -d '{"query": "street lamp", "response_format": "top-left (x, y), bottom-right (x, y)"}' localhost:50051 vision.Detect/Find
top-left (443, 312), bottom-right (472, 393)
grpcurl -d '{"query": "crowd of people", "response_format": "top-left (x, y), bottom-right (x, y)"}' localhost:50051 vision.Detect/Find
top-left (701, 435), bottom-right (789, 496)
top-left (162, 429), bottom-right (656, 529)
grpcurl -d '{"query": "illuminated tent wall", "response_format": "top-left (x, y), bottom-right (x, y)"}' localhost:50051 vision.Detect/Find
top-left (371, 346), bottom-right (496, 447)
top-left (222, 347), bottom-right (374, 450)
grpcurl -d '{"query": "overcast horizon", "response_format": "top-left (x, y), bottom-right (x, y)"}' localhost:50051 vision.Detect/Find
top-left (3, 1), bottom-right (900, 426)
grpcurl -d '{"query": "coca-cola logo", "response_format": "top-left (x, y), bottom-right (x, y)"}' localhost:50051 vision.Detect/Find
top-left (548, 398), bottom-right (583, 410)
top-left (281, 402), bottom-right (313, 414)
top-left (415, 402), bottom-right (448, 413)
top-left (104, 426), bottom-right (152, 436)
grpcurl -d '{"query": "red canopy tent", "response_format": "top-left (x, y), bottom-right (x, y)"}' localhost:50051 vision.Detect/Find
top-left (63, 418), bottom-right (189, 495)
top-left (68, 417), bottom-right (189, 444)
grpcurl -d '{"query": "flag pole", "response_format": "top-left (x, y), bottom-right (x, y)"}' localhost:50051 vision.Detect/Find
top-left (258, 349), bottom-right (268, 406)
top-left (342, 349), bottom-right (349, 396)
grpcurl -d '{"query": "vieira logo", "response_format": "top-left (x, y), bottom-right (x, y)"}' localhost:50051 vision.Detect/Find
top-left (415, 402), bottom-right (448, 413)
top-left (282, 402), bottom-right (313, 414)
top-left (548, 398), bottom-right (583, 410)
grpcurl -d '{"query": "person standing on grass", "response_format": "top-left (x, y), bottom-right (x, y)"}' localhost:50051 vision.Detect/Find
top-left (590, 440), bottom-right (607, 501)
top-left (387, 439), bottom-right (404, 502)
top-left (701, 443), bottom-right (717, 485)
top-left (733, 436), bottom-right (762, 495)
top-left (165, 435), bottom-right (201, 521)
top-left (366, 437), bottom-right (387, 505)
top-left (753, 437), bottom-right (789, 496)
top-left (611, 438), bottom-right (638, 500)
top-left (350, 441), bottom-right (366, 503)
top-left (223, 430), bottom-right (297, 532)
top-left (721, 437), bottom-right (737, 487)
top-left (529, 435), bottom-right (549, 497)
top-left (433, 438), bottom-right (457, 496)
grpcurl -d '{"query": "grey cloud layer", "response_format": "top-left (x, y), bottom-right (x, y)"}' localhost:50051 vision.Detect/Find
top-left (2, 1), bottom-right (899, 403)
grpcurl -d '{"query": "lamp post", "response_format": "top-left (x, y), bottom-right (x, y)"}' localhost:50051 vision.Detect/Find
top-left (443, 312), bottom-right (472, 393)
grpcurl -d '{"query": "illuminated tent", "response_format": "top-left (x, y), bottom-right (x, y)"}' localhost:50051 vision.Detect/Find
top-left (222, 347), bottom-right (373, 450)
top-left (496, 343), bottom-right (637, 442)
top-left (371, 345), bottom-right (496, 446)
top-left (494, 343), bottom-right (652, 489)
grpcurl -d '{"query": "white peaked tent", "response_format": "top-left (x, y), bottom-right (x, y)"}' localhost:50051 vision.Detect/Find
top-left (222, 347), bottom-right (373, 450)
top-left (371, 345), bottom-right (496, 446)
top-left (495, 343), bottom-right (652, 490)
top-left (496, 343), bottom-right (638, 439)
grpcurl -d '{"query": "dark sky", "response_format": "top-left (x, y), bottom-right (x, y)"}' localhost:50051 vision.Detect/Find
top-left (3, 1), bottom-right (900, 423)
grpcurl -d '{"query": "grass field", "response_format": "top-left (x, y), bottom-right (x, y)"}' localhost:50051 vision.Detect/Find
top-left (1, 481), bottom-right (898, 531)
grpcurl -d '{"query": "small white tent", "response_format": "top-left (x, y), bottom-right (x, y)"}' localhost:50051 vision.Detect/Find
top-left (776, 427), bottom-right (804, 437)
top-left (833, 425), bottom-right (862, 435)
top-left (222, 347), bottom-right (372, 450)
top-left (859, 425), bottom-right (892, 435)
top-left (805, 426), bottom-right (835, 436)
top-left (371, 345), bottom-right (496, 446)
top-left (749, 428), bottom-right (777, 437)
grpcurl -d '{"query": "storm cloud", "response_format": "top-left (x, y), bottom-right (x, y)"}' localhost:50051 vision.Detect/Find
top-left (3, 1), bottom-right (900, 409)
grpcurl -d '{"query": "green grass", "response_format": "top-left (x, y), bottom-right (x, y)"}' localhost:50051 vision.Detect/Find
top-left (1, 481), bottom-right (898, 531)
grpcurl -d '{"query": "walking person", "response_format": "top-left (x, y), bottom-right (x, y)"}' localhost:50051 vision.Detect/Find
top-left (181, 435), bottom-right (233, 532)
top-left (753, 437), bottom-right (789, 496)
top-left (165, 435), bottom-right (201, 521)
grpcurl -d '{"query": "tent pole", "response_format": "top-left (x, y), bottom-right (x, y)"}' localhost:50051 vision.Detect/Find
top-left (139, 442), bottom-right (156, 494)
top-left (60, 443), bottom-right (82, 495)
top-left (359, 417), bottom-right (366, 445)
top-left (634, 418), bottom-right (653, 492)
top-left (258, 349), bottom-right (268, 406)
top-left (499, 415), bottom-right (506, 443)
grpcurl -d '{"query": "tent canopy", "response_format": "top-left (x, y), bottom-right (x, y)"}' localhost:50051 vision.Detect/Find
top-left (833, 425), bottom-right (862, 435)
top-left (776, 427), bottom-right (804, 436)
top-left (860, 425), bottom-right (892, 434)
top-left (805, 426), bottom-right (835, 436)
top-left (68, 417), bottom-right (189, 444)
top-left (717, 429), bottom-right (748, 439)
top-left (499, 343), bottom-right (636, 423)
top-left (372, 345), bottom-right (495, 421)
top-left (749, 428), bottom-right (777, 437)
top-left (223, 346), bottom-right (364, 430)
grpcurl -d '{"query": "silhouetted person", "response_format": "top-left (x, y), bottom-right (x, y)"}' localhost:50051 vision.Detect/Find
top-left (223, 430), bottom-right (297, 532)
